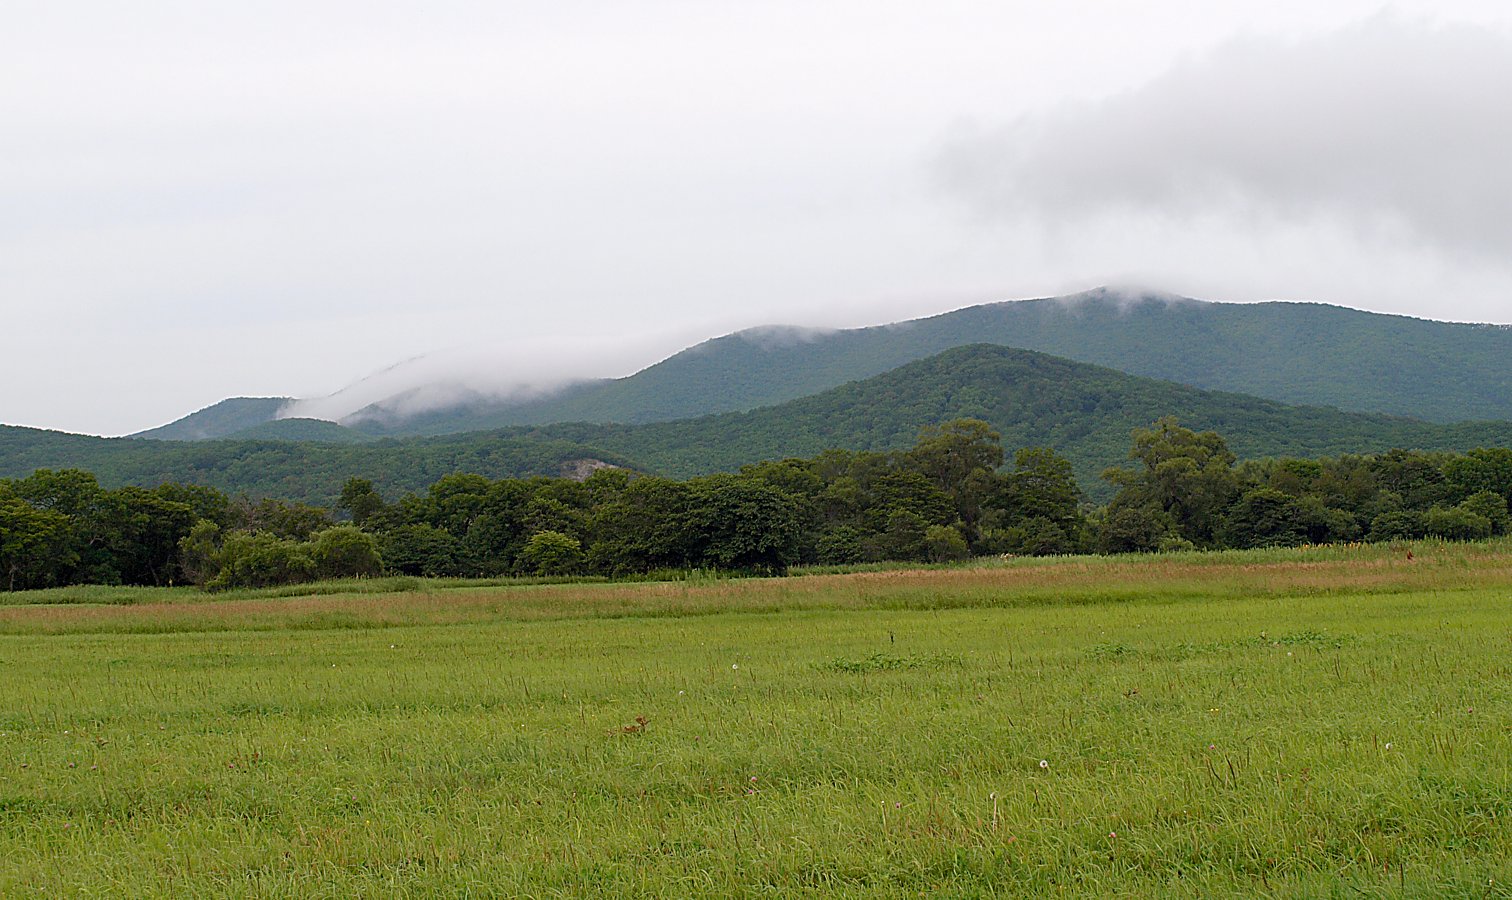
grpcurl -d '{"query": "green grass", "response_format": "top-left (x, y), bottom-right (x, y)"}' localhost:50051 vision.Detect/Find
top-left (2, 541), bottom-right (1510, 896)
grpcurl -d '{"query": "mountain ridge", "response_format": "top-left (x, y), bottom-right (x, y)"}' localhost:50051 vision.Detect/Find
top-left (19, 343), bottom-right (1512, 506)
top-left (130, 289), bottom-right (1512, 441)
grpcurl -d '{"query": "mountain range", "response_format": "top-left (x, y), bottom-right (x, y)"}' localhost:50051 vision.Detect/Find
top-left (135, 288), bottom-right (1512, 443)
top-left (7, 336), bottom-right (1512, 506)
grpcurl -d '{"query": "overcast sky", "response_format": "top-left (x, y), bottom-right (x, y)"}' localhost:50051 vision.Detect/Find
top-left (6, 1), bottom-right (1512, 435)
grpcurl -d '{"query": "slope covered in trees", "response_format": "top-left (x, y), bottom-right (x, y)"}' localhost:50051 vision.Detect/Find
top-left (10, 345), bottom-right (1512, 506)
top-left (133, 397), bottom-right (294, 440)
top-left (534, 345), bottom-right (1512, 494)
top-left (131, 291), bottom-right (1512, 441)
top-left (0, 425), bottom-right (635, 507)
top-left (349, 289), bottom-right (1512, 434)
top-left (223, 418), bottom-right (375, 443)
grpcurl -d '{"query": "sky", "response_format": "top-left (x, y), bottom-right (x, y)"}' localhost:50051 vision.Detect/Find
top-left (5, 1), bottom-right (1512, 435)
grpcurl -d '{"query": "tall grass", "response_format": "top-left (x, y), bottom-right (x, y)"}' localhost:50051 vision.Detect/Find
top-left (1, 539), bottom-right (1509, 895)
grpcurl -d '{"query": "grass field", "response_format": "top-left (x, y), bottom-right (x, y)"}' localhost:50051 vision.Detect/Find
top-left (2, 542), bottom-right (1510, 896)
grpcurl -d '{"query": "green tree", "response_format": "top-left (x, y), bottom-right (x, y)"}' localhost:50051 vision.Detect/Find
top-left (8, 468), bottom-right (103, 518)
top-left (1097, 504), bottom-right (1172, 554)
top-left (814, 525), bottom-right (866, 565)
top-left (310, 526), bottom-right (384, 579)
top-left (995, 517), bottom-right (1082, 556)
top-left (96, 487), bottom-right (196, 585)
top-left (1423, 506), bottom-right (1493, 542)
top-left (379, 524), bottom-right (462, 577)
top-left (923, 524), bottom-right (970, 562)
top-left (0, 494), bottom-right (77, 591)
top-left (588, 477), bottom-right (697, 574)
top-left (870, 509), bottom-right (929, 561)
top-left (907, 419), bottom-right (1004, 541)
top-left (1458, 491), bottom-right (1510, 535)
top-left (519, 530), bottom-right (584, 576)
top-left (1444, 450), bottom-right (1512, 504)
top-left (425, 473), bottom-right (493, 536)
top-left (337, 477), bottom-right (386, 526)
top-left (688, 474), bottom-right (805, 572)
top-left (1219, 488), bottom-right (1306, 549)
top-left (995, 447), bottom-right (1087, 552)
top-left (230, 498), bottom-right (332, 540)
top-left (1103, 418), bottom-right (1240, 547)
top-left (176, 520), bottom-right (223, 587)
top-left (209, 532), bottom-right (315, 589)
top-left (1368, 510), bottom-right (1425, 542)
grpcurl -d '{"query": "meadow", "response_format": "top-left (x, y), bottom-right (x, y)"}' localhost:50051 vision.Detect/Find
top-left (1, 541), bottom-right (1510, 896)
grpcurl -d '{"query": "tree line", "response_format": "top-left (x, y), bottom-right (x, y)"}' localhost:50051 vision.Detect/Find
top-left (3, 417), bottom-right (1509, 592)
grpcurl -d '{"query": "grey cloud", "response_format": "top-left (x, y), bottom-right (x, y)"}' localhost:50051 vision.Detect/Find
top-left (937, 15), bottom-right (1512, 264)
top-left (281, 327), bottom-right (713, 424)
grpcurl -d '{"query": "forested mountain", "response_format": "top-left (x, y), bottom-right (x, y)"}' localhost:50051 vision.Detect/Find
top-left (223, 418), bottom-right (374, 443)
top-left (13, 345), bottom-right (1512, 506)
top-left (0, 425), bottom-right (634, 506)
top-left (132, 290), bottom-right (1512, 441)
top-left (134, 397), bottom-right (293, 440)
top-left (464, 290), bottom-right (1512, 430)
top-left (541, 345), bottom-right (1512, 493)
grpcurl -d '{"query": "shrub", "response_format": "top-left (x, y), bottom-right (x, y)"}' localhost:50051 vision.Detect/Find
top-left (1457, 491), bottom-right (1510, 535)
top-left (309, 526), bottom-right (383, 580)
top-left (1001, 517), bottom-right (1079, 556)
top-left (1423, 506), bottom-right (1493, 542)
top-left (815, 526), bottom-right (866, 565)
top-left (209, 532), bottom-right (314, 590)
top-left (1098, 505), bottom-right (1171, 554)
top-left (1368, 510), bottom-right (1426, 542)
top-left (380, 525), bottom-right (462, 577)
top-left (518, 531), bottom-right (584, 576)
top-left (923, 524), bottom-right (970, 562)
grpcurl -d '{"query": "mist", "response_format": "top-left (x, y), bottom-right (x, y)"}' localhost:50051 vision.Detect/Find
top-left (934, 15), bottom-right (1512, 320)
top-left (281, 326), bottom-right (720, 424)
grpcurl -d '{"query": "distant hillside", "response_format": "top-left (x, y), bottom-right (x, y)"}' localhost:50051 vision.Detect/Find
top-left (224, 418), bottom-right (374, 443)
top-left (344, 380), bottom-right (608, 436)
top-left (341, 289), bottom-right (1512, 436)
top-left (24, 345), bottom-right (1512, 506)
top-left (522, 344), bottom-right (1512, 494)
top-left (0, 425), bottom-right (636, 507)
top-left (134, 397), bottom-right (293, 441)
top-left (135, 291), bottom-right (1512, 439)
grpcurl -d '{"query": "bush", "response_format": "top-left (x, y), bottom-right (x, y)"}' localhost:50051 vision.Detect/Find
top-left (518, 531), bottom-right (583, 576)
top-left (1458, 491), bottom-right (1510, 535)
top-left (209, 532), bottom-right (314, 590)
top-left (923, 524), bottom-right (970, 562)
top-left (1001, 517), bottom-right (1080, 556)
top-left (1368, 510), bottom-right (1426, 542)
top-left (1423, 506), bottom-right (1493, 542)
top-left (380, 525), bottom-right (463, 577)
top-left (815, 526), bottom-right (866, 565)
top-left (1098, 505), bottom-right (1171, 554)
top-left (309, 526), bottom-right (383, 580)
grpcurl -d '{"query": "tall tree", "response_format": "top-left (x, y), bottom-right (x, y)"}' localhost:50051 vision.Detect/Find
top-left (1103, 417), bottom-right (1240, 547)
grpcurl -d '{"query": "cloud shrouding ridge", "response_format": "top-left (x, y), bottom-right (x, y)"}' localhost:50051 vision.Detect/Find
top-left (937, 16), bottom-right (1512, 266)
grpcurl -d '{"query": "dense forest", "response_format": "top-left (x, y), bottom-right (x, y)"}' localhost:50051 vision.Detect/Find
top-left (540, 345), bottom-right (1512, 489)
top-left (0, 425), bottom-right (632, 507)
top-left (4, 417), bottom-right (1510, 593)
